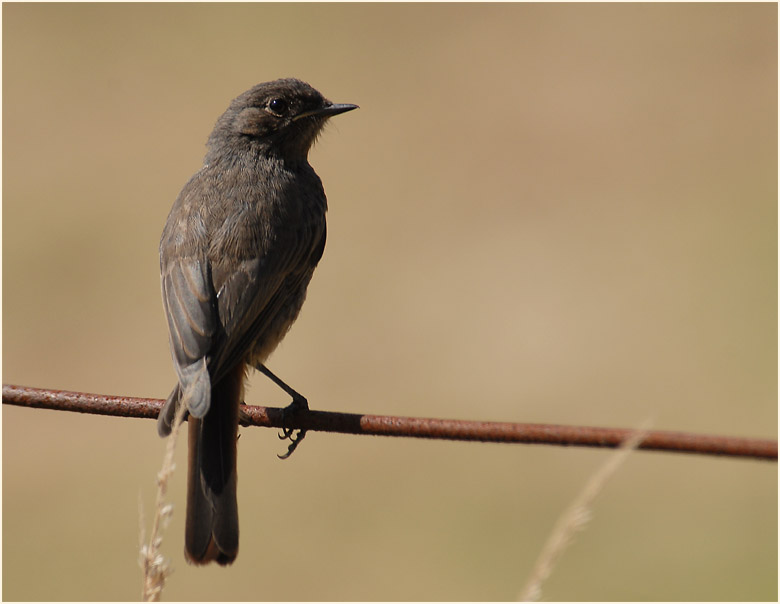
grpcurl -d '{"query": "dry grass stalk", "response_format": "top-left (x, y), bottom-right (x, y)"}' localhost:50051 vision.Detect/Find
top-left (140, 401), bottom-right (188, 601)
top-left (518, 424), bottom-right (650, 601)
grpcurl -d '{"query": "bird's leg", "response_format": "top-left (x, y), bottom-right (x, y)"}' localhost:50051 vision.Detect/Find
top-left (253, 363), bottom-right (309, 459)
top-left (255, 363), bottom-right (309, 408)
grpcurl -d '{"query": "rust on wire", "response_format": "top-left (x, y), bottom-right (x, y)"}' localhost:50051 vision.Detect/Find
top-left (3, 384), bottom-right (776, 461)
top-left (3, 384), bottom-right (163, 419)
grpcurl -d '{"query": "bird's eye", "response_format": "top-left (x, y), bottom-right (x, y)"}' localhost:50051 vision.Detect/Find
top-left (267, 98), bottom-right (288, 116)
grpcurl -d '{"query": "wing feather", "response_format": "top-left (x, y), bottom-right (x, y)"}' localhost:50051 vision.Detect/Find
top-left (161, 257), bottom-right (216, 418)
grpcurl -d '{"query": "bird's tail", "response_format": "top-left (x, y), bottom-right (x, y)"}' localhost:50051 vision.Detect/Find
top-left (184, 364), bottom-right (242, 565)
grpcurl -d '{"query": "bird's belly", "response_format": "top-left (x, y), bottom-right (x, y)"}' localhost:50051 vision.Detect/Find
top-left (244, 282), bottom-right (309, 365)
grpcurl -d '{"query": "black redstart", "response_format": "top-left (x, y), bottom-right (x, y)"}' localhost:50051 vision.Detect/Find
top-left (157, 78), bottom-right (357, 565)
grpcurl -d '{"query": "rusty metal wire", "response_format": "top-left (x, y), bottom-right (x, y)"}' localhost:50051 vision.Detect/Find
top-left (3, 383), bottom-right (776, 461)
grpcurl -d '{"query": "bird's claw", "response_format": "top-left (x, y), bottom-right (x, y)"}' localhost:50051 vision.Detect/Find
top-left (277, 395), bottom-right (309, 460)
top-left (277, 428), bottom-right (307, 460)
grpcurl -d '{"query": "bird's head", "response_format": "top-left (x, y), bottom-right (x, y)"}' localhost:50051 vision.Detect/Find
top-left (206, 78), bottom-right (357, 162)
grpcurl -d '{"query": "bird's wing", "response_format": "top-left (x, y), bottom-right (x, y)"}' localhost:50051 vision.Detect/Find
top-left (161, 256), bottom-right (217, 419)
top-left (208, 219), bottom-right (327, 378)
top-left (160, 209), bottom-right (326, 431)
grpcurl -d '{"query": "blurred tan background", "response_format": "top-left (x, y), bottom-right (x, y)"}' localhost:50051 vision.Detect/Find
top-left (3, 3), bottom-right (776, 601)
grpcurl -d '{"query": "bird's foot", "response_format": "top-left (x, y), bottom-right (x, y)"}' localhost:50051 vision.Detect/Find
top-left (277, 394), bottom-right (309, 460)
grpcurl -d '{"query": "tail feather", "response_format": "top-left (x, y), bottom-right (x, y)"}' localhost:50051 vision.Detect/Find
top-left (184, 364), bottom-right (242, 565)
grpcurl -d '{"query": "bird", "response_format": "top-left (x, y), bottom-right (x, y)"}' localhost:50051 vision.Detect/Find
top-left (157, 78), bottom-right (357, 565)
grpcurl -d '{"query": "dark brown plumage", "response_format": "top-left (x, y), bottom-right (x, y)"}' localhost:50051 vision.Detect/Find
top-left (157, 78), bottom-right (356, 565)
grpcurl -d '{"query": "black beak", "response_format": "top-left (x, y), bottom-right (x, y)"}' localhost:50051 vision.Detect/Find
top-left (293, 103), bottom-right (359, 121)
